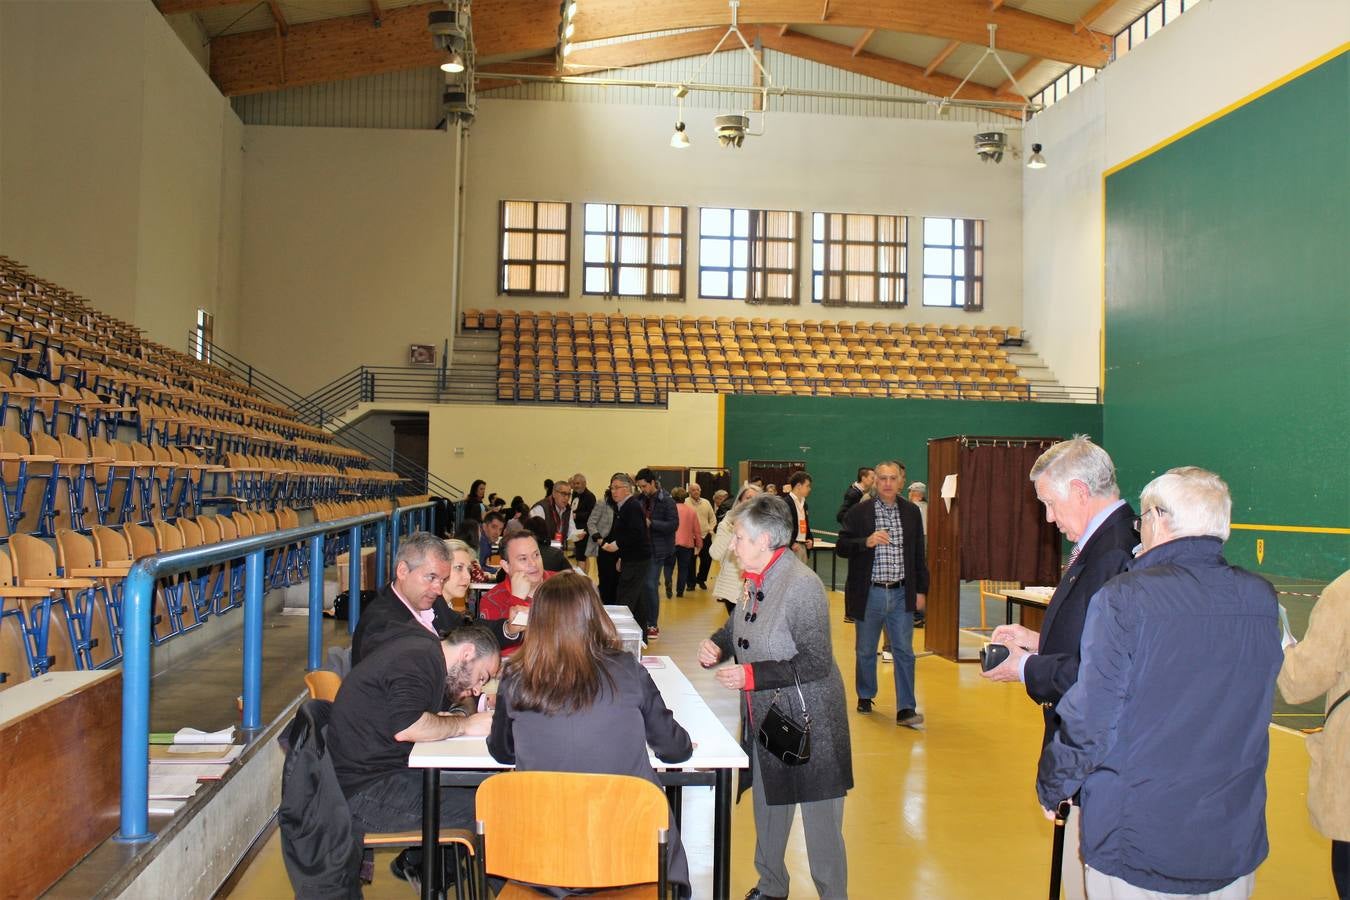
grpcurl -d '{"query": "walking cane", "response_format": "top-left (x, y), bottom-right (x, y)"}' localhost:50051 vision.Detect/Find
top-left (1048, 799), bottom-right (1073, 899)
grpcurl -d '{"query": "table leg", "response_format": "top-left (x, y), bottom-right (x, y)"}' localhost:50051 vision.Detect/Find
top-left (831, 553), bottom-right (838, 591)
top-left (665, 784), bottom-right (683, 830)
top-left (422, 767), bottom-right (439, 900)
top-left (713, 768), bottom-right (732, 900)
top-left (1006, 600), bottom-right (1014, 626)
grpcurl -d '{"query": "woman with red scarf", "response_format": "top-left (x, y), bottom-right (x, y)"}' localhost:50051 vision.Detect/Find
top-left (698, 493), bottom-right (852, 900)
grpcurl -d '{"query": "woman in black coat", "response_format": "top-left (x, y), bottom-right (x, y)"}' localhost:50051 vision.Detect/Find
top-left (488, 573), bottom-right (694, 896)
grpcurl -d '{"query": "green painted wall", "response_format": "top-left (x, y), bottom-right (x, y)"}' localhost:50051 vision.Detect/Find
top-left (723, 395), bottom-right (1102, 531)
top-left (1104, 52), bottom-right (1350, 580)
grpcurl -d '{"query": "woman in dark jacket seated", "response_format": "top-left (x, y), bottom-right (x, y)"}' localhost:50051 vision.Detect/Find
top-left (488, 572), bottom-right (694, 897)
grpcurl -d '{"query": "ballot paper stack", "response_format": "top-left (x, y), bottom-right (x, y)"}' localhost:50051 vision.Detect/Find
top-left (603, 605), bottom-right (645, 660)
top-left (146, 726), bottom-right (243, 815)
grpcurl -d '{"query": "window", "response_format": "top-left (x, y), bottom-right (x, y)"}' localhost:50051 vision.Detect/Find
top-left (193, 309), bottom-right (214, 362)
top-left (499, 200), bottom-right (570, 296)
top-left (811, 212), bottom-right (907, 307)
top-left (922, 217), bottom-right (984, 310)
top-left (699, 207), bottom-right (800, 304)
top-left (582, 203), bottom-right (685, 300)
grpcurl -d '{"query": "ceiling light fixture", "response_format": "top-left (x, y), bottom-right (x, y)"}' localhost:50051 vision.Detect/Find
top-left (937, 23), bottom-right (1036, 154)
top-left (1026, 143), bottom-right (1047, 169)
top-left (671, 88), bottom-right (691, 149)
top-left (440, 50), bottom-right (465, 73)
top-left (674, 1), bottom-right (770, 149)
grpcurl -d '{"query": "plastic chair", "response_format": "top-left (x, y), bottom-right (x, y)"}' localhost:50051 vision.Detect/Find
top-left (978, 580), bottom-right (1022, 631)
top-left (475, 771), bottom-right (671, 898)
top-left (304, 670), bottom-right (342, 702)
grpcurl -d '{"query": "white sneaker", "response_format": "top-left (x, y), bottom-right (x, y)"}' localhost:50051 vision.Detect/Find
top-left (881, 650), bottom-right (893, 662)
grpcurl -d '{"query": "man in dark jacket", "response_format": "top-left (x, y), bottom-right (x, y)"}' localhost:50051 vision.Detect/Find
top-left (836, 466), bottom-right (874, 524)
top-left (982, 436), bottom-right (1136, 899)
top-left (635, 467), bottom-right (679, 638)
top-left (836, 460), bottom-right (929, 727)
top-left (330, 624), bottom-right (500, 887)
top-left (569, 473), bottom-right (596, 562)
top-left (1038, 466), bottom-right (1281, 898)
top-left (601, 472), bottom-right (652, 632)
top-left (351, 532), bottom-right (521, 666)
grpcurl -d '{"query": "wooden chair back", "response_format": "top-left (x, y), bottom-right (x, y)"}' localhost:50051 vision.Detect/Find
top-left (476, 771), bottom-right (668, 892)
top-left (977, 579), bottom-right (1022, 631)
top-left (303, 670), bottom-right (341, 702)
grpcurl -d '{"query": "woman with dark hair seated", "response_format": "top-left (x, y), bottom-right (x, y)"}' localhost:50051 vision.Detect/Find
top-left (488, 572), bottom-right (694, 897)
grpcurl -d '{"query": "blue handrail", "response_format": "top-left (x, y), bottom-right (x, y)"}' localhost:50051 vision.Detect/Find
top-left (116, 501), bottom-right (435, 842)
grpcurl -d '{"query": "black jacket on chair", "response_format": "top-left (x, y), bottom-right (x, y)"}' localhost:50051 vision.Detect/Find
top-left (279, 699), bottom-right (363, 900)
top-left (835, 497), bottom-right (929, 621)
top-left (1026, 502), bottom-right (1137, 748)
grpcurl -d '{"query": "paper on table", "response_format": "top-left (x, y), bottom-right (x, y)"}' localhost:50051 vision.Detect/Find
top-left (1022, 586), bottom-right (1055, 597)
top-left (151, 744), bottom-right (243, 763)
top-left (148, 774), bottom-right (203, 800)
top-left (174, 725), bottom-right (236, 745)
top-left (151, 762), bottom-right (233, 781)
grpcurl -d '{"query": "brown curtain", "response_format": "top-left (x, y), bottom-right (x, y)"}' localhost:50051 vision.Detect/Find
top-left (958, 444), bottom-right (1060, 584)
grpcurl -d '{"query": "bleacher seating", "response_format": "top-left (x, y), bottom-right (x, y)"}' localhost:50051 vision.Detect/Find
top-left (463, 309), bottom-right (1031, 403)
top-left (0, 256), bottom-right (413, 691)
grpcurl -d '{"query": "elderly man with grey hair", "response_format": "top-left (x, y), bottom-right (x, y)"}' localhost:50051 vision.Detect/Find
top-left (981, 436), bottom-right (1136, 898)
top-left (700, 493), bottom-right (852, 899)
top-left (1038, 467), bottom-right (1281, 899)
top-left (351, 531), bottom-right (523, 666)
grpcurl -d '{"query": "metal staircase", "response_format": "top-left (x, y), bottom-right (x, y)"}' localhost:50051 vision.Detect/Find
top-left (186, 333), bottom-right (463, 498)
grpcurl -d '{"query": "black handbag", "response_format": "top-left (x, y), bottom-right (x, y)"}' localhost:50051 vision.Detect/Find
top-left (757, 673), bottom-right (811, 766)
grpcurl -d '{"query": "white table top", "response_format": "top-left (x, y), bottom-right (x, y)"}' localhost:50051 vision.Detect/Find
top-left (409, 656), bottom-right (748, 770)
top-left (810, 540), bottom-right (837, 550)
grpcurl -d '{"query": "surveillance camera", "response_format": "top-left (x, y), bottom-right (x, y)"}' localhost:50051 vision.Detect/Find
top-left (974, 131), bottom-right (1007, 163)
top-left (714, 114), bottom-right (749, 149)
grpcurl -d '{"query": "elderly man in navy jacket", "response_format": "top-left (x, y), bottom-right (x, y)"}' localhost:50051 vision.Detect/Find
top-left (982, 436), bottom-right (1137, 897)
top-left (1038, 467), bottom-right (1281, 899)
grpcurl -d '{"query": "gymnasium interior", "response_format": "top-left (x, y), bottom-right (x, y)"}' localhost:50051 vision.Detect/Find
top-left (0, 0), bottom-right (1345, 897)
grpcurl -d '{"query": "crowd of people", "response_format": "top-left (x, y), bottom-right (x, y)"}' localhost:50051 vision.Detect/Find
top-left (288, 447), bottom-right (1347, 900)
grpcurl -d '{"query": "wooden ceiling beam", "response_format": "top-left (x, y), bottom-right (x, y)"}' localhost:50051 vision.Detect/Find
top-left (923, 39), bottom-right (960, 76)
top-left (751, 27), bottom-right (1023, 117)
top-left (851, 28), bottom-right (875, 57)
top-left (998, 57), bottom-right (1041, 95)
top-left (779, 24), bottom-right (791, 36)
top-left (1075, 0), bottom-right (1123, 34)
top-left (266, 0), bottom-right (287, 36)
top-left (572, 1), bottom-right (1110, 67)
top-left (157, 0), bottom-right (251, 13)
top-left (209, 0), bottom-right (558, 96)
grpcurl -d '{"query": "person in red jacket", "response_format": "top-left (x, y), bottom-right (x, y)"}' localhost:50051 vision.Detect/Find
top-left (478, 530), bottom-right (552, 655)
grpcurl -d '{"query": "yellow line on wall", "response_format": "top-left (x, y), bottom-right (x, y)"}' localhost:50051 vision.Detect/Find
top-left (1104, 43), bottom-right (1349, 179)
top-left (1230, 523), bottom-right (1350, 536)
top-left (716, 393), bottom-right (725, 468)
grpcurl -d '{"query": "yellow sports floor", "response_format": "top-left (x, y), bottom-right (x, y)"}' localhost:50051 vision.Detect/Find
top-left (225, 583), bottom-right (1333, 899)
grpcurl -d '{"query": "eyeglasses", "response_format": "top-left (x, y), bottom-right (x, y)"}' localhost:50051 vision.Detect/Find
top-left (1133, 507), bottom-right (1166, 531)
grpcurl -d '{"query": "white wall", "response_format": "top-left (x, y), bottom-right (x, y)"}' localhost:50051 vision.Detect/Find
top-left (1023, 0), bottom-right (1350, 388)
top-left (0, 0), bottom-right (242, 349)
top-left (462, 99), bottom-right (1024, 327)
top-left (237, 126), bottom-right (459, 396)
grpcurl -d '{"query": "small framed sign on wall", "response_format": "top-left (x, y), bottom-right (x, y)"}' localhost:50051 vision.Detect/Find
top-left (409, 344), bottom-right (435, 366)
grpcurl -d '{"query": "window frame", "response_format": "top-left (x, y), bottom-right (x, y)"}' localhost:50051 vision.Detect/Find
top-left (921, 216), bottom-right (985, 311)
top-left (811, 211), bottom-right (908, 308)
top-left (698, 207), bottom-right (801, 306)
top-left (581, 202), bottom-right (687, 301)
top-left (498, 200), bottom-right (572, 297)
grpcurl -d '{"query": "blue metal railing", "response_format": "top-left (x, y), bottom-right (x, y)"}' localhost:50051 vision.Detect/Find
top-left (117, 501), bottom-right (435, 842)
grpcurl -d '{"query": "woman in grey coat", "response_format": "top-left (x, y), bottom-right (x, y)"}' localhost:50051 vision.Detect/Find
top-left (699, 493), bottom-right (852, 900)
